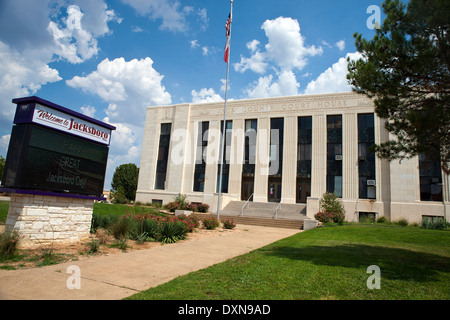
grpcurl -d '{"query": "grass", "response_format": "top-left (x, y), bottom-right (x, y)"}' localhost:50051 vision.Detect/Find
top-left (0, 200), bottom-right (9, 223)
top-left (127, 224), bottom-right (450, 300)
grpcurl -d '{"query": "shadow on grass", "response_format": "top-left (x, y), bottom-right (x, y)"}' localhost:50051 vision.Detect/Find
top-left (263, 244), bottom-right (450, 282)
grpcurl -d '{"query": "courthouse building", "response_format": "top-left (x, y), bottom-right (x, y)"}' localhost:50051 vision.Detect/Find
top-left (135, 92), bottom-right (449, 223)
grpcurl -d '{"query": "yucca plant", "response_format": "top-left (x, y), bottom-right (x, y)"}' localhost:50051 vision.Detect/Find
top-left (159, 220), bottom-right (187, 244)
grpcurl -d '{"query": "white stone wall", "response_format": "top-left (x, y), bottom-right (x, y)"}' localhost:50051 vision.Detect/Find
top-left (5, 194), bottom-right (94, 248)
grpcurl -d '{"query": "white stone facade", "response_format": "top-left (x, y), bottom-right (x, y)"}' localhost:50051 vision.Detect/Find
top-left (6, 194), bottom-right (94, 248)
top-left (136, 92), bottom-right (449, 223)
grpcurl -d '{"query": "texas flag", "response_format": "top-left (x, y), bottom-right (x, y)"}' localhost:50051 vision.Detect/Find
top-left (224, 13), bottom-right (232, 63)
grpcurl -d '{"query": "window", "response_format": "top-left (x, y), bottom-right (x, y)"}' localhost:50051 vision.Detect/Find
top-left (419, 153), bottom-right (442, 201)
top-left (358, 113), bottom-right (376, 199)
top-left (243, 119), bottom-right (257, 176)
top-left (297, 116), bottom-right (312, 176)
top-left (193, 121), bottom-right (209, 192)
top-left (217, 120), bottom-right (232, 193)
top-left (326, 115), bottom-right (342, 197)
top-left (155, 123), bottom-right (171, 190)
top-left (269, 118), bottom-right (284, 176)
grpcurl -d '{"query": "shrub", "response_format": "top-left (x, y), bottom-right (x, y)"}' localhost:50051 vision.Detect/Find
top-left (196, 203), bottom-right (210, 213)
top-left (376, 216), bottom-right (388, 224)
top-left (166, 201), bottom-right (180, 212)
top-left (86, 239), bottom-right (100, 254)
top-left (91, 213), bottom-right (118, 232)
top-left (202, 217), bottom-right (220, 230)
top-left (314, 211), bottom-right (333, 223)
top-left (319, 192), bottom-right (345, 216)
top-left (95, 229), bottom-right (110, 244)
top-left (394, 218), bottom-right (409, 227)
top-left (176, 214), bottom-right (200, 232)
top-left (222, 218), bottom-right (236, 229)
top-left (159, 220), bottom-right (187, 244)
top-left (142, 218), bottom-right (160, 239)
top-left (422, 217), bottom-right (450, 230)
top-left (184, 202), bottom-right (198, 212)
top-left (111, 217), bottom-right (131, 239)
top-left (0, 230), bottom-right (20, 257)
top-left (173, 193), bottom-right (189, 209)
top-left (314, 211), bottom-right (345, 225)
top-left (315, 192), bottom-right (346, 224)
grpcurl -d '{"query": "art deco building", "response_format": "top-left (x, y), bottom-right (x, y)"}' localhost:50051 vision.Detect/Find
top-left (136, 92), bottom-right (449, 223)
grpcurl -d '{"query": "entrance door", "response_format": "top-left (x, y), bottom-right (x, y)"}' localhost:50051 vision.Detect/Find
top-left (241, 176), bottom-right (254, 201)
top-left (268, 178), bottom-right (282, 202)
top-left (296, 178), bottom-right (311, 203)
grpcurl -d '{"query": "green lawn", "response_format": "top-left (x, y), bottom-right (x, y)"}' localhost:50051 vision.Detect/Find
top-left (92, 202), bottom-right (161, 217)
top-left (0, 201), bottom-right (9, 223)
top-left (127, 224), bottom-right (450, 300)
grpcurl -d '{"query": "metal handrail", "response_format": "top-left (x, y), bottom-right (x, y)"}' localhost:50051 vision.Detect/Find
top-left (274, 202), bottom-right (282, 219)
top-left (241, 193), bottom-right (254, 216)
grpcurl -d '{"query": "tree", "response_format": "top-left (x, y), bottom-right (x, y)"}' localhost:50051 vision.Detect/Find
top-left (0, 156), bottom-right (5, 182)
top-left (347, 0), bottom-right (450, 173)
top-left (111, 163), bottom-right (139, 202)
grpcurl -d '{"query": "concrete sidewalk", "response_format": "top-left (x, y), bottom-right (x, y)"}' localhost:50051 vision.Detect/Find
top-left (0, 225), bottom-right (300, 300)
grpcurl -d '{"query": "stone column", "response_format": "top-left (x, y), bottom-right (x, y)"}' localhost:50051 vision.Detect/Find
top-left (166, 104), bottom-right (191, 193)
top-left (254, 117), bottom-right (270, 203)
top-left (281, 116), bottom-right (297, 204)
top-left (342, 112), bottom-right (358, 200)
top-left (228, 119), bottom-right (244, 197)
top-left (136, 107), bottom-right (160, 199)
top-left (307, 114), bottom-right (327, 218)
top-left (204, 120), bottom-right (221, 195)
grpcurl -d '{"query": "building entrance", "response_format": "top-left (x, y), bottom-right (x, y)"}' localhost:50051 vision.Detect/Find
top-left (296, 178), bottom-right (311, 203)
top-left (268, 177), bottom-right (282, 202)
top-left (241, 176), bottom-right (254, 201)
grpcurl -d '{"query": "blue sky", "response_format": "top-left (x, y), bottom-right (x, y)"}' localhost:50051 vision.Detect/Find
top-left (0, 0), bottom-right (384, 189)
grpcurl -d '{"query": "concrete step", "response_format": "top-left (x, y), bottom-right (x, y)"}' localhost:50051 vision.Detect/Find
top-left (221, 201), bottom-right (307, 221)
top-left (196, 213), bottom-right (303, 230)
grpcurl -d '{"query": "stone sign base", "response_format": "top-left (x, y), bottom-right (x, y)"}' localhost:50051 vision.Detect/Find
top-left (5, 193), bottom-right (94, 248)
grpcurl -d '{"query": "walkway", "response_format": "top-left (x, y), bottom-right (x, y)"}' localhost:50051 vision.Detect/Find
top-left (0, 225), bottom-right (300, 300)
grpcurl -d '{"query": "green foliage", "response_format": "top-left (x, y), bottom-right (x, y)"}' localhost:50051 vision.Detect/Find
top-left (86, 239), bottom-right (100, 254)
top-left (111, 163), bottom-right (139, 202)
top-left (159, 220), bottom-right (187, 244)
top-left (111, 187), bottom-right (128, 204)
top-left (0, 230), bottom-right (20, 257)
top-left (422, 217), bottom-right (450, 230)
top-left (394, 218), bottom-right (409, 227)
top-left (222, 218), bottom-right (236, 229)
top-left (347, 0), bottom-right (450, 171)
top-left (0, 155), bottom-right (5, 181)
top-left (316, 193), bottom-right (345, 225)
top-left (376, 216), bottom-right (388, 224)
top-left (110, 217), bottom-right (131, 240)
top-left (202, 217), bottom-right (220, 230)
top-left (166, 194), bottom-right (209, 213)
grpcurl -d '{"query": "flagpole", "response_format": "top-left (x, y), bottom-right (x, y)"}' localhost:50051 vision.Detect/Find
top-left (217, 0), bottom-right (233, 220)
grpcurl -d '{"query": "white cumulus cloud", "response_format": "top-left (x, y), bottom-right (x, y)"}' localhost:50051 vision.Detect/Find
top-left (66, 57), bottom-right (171, 124)
top-left (304, 52), bottom-right (363, 95)
top-left (235, 17), bottom-right (322, 74)
top-left (191, 88), bottom-right (223, 103)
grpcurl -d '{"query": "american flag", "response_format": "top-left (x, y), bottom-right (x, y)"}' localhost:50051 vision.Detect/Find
top-left (224, 13), bottom-right (232, 63)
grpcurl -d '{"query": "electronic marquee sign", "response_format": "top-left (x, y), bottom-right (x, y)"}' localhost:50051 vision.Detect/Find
top-left (1, 96), bottom-right (116, 198)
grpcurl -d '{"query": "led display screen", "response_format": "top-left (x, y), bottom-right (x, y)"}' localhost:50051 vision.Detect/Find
top-left (2, 124), bottom-right (108, 196)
